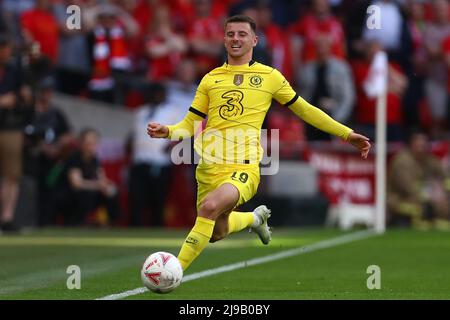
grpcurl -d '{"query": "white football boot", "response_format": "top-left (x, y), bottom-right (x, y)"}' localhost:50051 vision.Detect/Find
top-left (250, 205), bottom-right (272, 245)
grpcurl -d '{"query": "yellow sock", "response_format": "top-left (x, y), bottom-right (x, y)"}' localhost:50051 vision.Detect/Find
top-left (177, 216), bottom-right (215, 271)
top-left (227, 211), bottom-right (254, 234)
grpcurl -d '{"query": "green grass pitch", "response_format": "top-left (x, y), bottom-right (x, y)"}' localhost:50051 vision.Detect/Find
top-left (0, 227), bottom-right (449, 300)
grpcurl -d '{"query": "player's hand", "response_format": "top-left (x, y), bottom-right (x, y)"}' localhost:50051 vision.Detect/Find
top-left (147, 122), bottom-right (169, 138)
top-left (347, 132), bottom-right (371, 159)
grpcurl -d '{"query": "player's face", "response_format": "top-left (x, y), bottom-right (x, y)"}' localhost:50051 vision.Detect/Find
top-left (224, 22), bottom-right (257, 59)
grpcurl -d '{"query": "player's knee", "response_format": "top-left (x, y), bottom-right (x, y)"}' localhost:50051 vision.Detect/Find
top-left (198, 199), bottom-right (219, 219)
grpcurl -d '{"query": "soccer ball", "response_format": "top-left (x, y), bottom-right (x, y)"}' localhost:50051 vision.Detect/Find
top-left (141, 251), bottom-right (183, 294)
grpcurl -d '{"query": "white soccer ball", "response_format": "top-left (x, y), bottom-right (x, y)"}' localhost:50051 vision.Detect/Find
top-left (141, 251), bottom-right (183, 294)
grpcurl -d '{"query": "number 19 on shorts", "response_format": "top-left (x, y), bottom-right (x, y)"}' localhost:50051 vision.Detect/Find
top-left (231, 171), bottom-right (248, 183)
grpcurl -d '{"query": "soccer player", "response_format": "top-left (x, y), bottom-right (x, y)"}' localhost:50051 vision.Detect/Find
top-left (148, 15), bottom-right (371, 272)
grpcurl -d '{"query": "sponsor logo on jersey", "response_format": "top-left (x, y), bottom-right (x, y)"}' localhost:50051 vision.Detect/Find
top-left (219, 90), bottom-right (244, 120)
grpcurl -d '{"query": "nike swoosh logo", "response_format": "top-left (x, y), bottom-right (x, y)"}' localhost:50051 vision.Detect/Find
top-left (215, 80), bottom-right (226, 83)
top-left (185, 237), bottom-right (198, 245)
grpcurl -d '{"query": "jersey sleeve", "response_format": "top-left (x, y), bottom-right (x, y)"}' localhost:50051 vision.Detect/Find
top-left (190, 74), bottom-right (210, 116)
top-left (272, 69), bottom-right (299, 106)
top-left (167, 75), bottom-right (209, 140)
top-left (167, 109), bottom-right (204, 140)
top-left (288, 96), bottom-right (353, 140)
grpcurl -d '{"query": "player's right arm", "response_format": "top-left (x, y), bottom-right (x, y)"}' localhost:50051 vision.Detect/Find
top-left (147, 75), bottom-right (210, 140)
top-left (147, 107), bottom-right (205, 139)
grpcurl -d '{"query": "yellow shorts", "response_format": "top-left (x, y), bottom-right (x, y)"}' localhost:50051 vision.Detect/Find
top-left (195, 163), bottom-right (260, 210)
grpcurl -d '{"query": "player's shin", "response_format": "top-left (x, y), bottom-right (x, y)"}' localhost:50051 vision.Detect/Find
top-left (177, 216), bottom-right (215, 271)
top-left (227, 211), bottom-right (255, 234)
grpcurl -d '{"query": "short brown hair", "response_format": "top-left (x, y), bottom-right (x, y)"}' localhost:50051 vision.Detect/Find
top-left (224, 15), bottom-right (256, 33)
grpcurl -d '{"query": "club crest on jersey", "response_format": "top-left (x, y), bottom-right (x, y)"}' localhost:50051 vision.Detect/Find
top-left (233, 74), bottom-right (244, 86)
top-left (249, 75), bottom-right (263, 87)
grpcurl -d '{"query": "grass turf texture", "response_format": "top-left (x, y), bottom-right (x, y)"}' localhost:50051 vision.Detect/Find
top-left (0, 228), bottom-right (449, 299)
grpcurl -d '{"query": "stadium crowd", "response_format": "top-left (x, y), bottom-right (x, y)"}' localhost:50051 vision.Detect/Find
top-left (0, 0), bottom-right (449, 232)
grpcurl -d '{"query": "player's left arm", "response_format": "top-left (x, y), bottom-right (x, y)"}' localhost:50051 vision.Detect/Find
top-left (288, 96), bottom-right (371, 159)
top-left (272, 69), bottom-right (370, 159)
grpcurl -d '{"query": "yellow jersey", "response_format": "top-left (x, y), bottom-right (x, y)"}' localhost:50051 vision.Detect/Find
top-left (167, 60), bottom-right (353, 164)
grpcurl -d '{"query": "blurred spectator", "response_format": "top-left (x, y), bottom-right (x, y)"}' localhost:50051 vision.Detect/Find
top-left (0, 35), bottom-right (27, 232)
top-left (186, 0), bottom-right (224, 77)
top-left (18, 2), bottom-right (55, 99)
top-left (53, 0), bottom-right (90, 96)
top-left (65, 128), bottom-right (121, 226)
top-left (20, 0), bottom-right (59, 65)
top-left (444, 34), bottom-right (450, 131)
top-left (253, 2), bottom-right (293, 81)
top-left (298, 35), bottom-right (355, 140)
top-left (129, 0), bottom-right (159, 72)
top-left (387, 130), bottom-right (450, 229)
top-left (289, 0), bottom-right (346, 75)
top-left (84, 1), bottom-right (139, 36)
top-left (423, 0), bottom-right (450, 138)
top-left (1, 0), bottom-right (35, 47)
top-left (0, 13), bottom-right (7, 35)
top-left (111, 0), bottom-right (139, 14)
top-left (107, 0), bottom-right (144, 72)
top-left (343, 0), bottom-right (371, 60)
top-left (405, 0), bottom-right (428, 75)
top-left (166, 59), bottom-right (198, 107)
top-left (230, 0), bottom-right (297, 28)
top-left (128, 83), bottom-right (183, 226)
top-left (132, 0), bottom-right (158, 35)
top-left (362, 0), bottom-right (410, 67)
top-left (145, 6), bottom-right (187, 81)
top-left (402, 0), bottom-right (428, 129)
top-left (164, 59), bottom-right (198, 223)
top-left (171, 0), bottom-right (231, 33)
top-left (352, 40), bottom-right (408, 141)
top-left (20, 32), bottom-right (53, 97)
top-left (24, 77), bottom-right (75, 226)
top-left (87, 4), bottom-right (133, 104)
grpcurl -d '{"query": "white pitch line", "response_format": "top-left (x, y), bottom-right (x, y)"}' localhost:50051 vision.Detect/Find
top-left (96, 229), bottom-right (377, 300)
